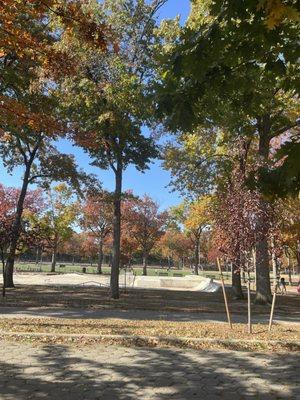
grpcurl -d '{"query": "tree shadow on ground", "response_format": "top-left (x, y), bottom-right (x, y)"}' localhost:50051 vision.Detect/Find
top-left (0, 343), bottom-right (299, 400)
top-left (1, 285), bottom-right (299, 325)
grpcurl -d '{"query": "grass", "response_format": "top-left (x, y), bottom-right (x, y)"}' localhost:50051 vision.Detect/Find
top-left (1, 284), bottom-right (299, 351)
top-left (1, 317), bottom-right (298, 340)
top-left (0, 318), bottom-right (298, 352)
top-left (6, 263), bottom-right (233, 279)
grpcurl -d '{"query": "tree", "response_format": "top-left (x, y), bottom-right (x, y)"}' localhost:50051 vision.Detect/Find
top-left (0, 184), bottom-right (44, 295)
top-left (157, 229), bottom-right (193, 269)
top-left (278, 196), bottom-right (300, 273)
top-left (0, 0), bottom-right (103, 287)
top-left (61, 232), bottom-right (85, 265)
top-left (80, 191), bottom-right (113, 274)
top-left (34, 184), bottom-right (78, 272)
top-left (123, 195), bottom-right (167, 275)
top-left (184, 196), bottom-right (212, 275)
top-left (170, 197), bottom-right (211, 275)
top-left (157, 0), bottom-right (299, 303)
top-left (59, 0), bottom-right (165, 298)
top-left (213, 168), bottom-right (275, 299)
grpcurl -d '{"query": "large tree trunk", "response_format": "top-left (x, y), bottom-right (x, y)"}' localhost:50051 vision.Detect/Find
top-left (51, 244), bottom-right (57, 273)
top-left (110, 161), bottom-right (122, 299)
top-left (232, 253), bottom-right (244, 299)
top-left (254, 119), bottom-right (272, 304)
top-left (97, 239), bottom-right (103, 274)
top-left (4, 163), bottom-right (31, 288)
top-left (142, 252), bottom-right (148, 276)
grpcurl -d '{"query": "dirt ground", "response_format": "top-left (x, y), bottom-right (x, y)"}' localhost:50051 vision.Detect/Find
top-left (1, 284), bottom-right (299, 318)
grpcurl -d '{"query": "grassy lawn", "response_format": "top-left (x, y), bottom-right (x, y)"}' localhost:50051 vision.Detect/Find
top-left (10, 263), bottom-right (234, 279)
top-left (0, 317), bottom-right (298, 352)
top-left (1, 285), bottom-right (299, 351)
top-left (0, 317), bottom-right (298, 340)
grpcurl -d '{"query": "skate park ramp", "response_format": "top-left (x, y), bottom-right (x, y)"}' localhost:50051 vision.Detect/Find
top-left (2, 273), bottom-right (221, 292)
top-left (133, 275), bottom-right (221, 292)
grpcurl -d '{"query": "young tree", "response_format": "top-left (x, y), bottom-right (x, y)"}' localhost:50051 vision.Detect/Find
top-left (213, 169), bottom-right (272, 299)
top-left (61, 232), bottom-right (85, 265)
top-left (59, 1), bottom-right (164, 298)
top-left (80, 191), bottom-right (113, 274)
top-left (171, 197), bottom-right (211, 275)
top-left (34, 184), bottom-right (78, 272)
top-left (157, 230), bottom-right (193, 269)
top-left (123, 195), bottom-right (167, 276)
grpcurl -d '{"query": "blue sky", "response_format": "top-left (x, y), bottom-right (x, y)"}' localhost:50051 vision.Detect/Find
top-left (0, 0), bottom-right (191, 210)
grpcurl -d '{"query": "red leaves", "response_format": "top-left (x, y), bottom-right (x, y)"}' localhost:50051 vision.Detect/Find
top-left (0, 184), bottom-right (45, 257)
top-left (213, 169), bottom-right (274, 263)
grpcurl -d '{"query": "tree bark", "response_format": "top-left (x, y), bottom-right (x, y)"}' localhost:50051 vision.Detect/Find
top-left (4, 163), bottom-right (31, 288)
top-left (97, 239), bottom-right (103, 274)
top-left (35, 247), bottom-right (40, 265)
top-left (51, 244), bottom-right (57, 273)
top-left (254, 119), bottom-right (272, 304)
top-left (142, 252), bottom-right (148, 276)
top-left (232, 253), bottom-right (244, 299)
top-left (296, 240), bottom-right (300, 274)
top-left (110, 160), bottom-right (122, 299)
top-left (194, 235), bottom-right (200, 275)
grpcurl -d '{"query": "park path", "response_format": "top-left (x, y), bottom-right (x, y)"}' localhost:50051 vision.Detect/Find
top-left (0, 306), bottom-right (299, 325)
top-left (0, 341), bottom-right (298, 399)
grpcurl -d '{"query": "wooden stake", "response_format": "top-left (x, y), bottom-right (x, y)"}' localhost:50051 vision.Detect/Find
top-left (268, 291), bottom-right (276, 332)
top-left (217, 258), bottom-right (232, 329)
top-left (247, 271), bottom-right (252, 334)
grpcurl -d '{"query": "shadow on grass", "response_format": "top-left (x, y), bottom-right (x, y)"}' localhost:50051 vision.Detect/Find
top-left (0, 285), bottom-right (299, 324)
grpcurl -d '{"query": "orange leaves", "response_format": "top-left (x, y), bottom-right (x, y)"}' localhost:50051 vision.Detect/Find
top-left (0, 95), bottom-right (63, 136)
top-left (0, 1), bottom-right (112, 145)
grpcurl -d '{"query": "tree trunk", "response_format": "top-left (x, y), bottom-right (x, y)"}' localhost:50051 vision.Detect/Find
top-left (271, 236), bottom-right (278, 290)
top-left (296, 240), bottom-right (300, 274)
top-left (194, 236), bottom-right (200, 275)
top-left (287, 255), bottom-right (292, 285)
top-left (110, 161), bottom-right (122, 299)
top-left (4, 163), bottom-right (31, 288)
top-left (51, 245), bottom-right (57, 273)
top-left (198, 240), bottom-right (202, 271)
top-left (142, 252), bottom-right (148, 276)
top-left (254, 121), bottom-right (272, 304)
top-left (35, 247), bottom-right (40, 265)
top-left (2, 252), bottom-right (6, 297)
top-left (232, 253), bottom-right (244, 299)
top-left (97, 239), bottom-right (103, 274)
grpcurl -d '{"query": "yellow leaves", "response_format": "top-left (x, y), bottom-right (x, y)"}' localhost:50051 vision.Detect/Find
top-left (185, 196), bottom-right (212, 231)
top-left (257, 0), bottom-right (300, 29)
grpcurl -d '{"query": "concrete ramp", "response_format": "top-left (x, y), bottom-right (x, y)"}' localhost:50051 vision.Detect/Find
top-left (4, 272), bottom-right (221, 292)
top-left (133, 275), bottom-right (221, 292)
